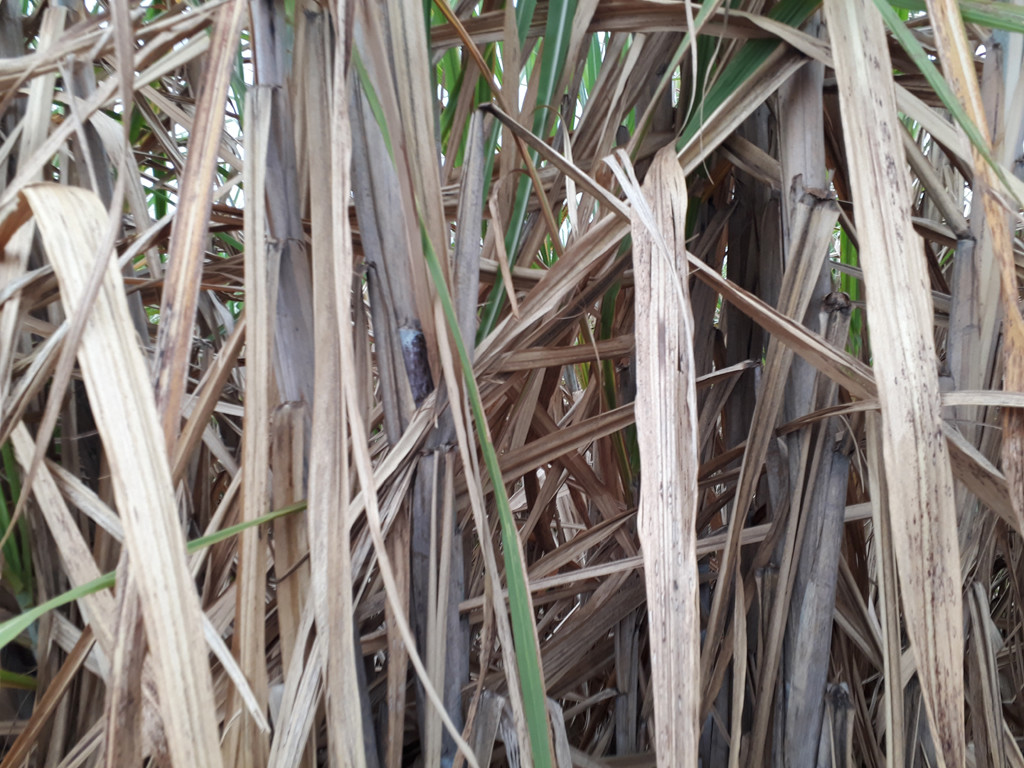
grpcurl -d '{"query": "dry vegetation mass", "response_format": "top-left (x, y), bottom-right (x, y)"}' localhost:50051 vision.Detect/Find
top-left (0, 0), bottom-right (1023, 766)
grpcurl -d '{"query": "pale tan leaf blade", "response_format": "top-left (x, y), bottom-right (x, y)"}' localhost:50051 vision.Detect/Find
top-left (21, 182), bottom-right (223, 768)
top-left (823, 3), bottom-right (965, 767)
top-left (630, 145), bottom-right (700, 768)
top-left (152, 0), bottom-right (245, 449)
top-left (922, 0), bottom-right (1024, 539)
top-left (222, 85), bottom-right (273, 768)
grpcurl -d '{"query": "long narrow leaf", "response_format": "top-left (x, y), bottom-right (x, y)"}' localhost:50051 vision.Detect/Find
top-left (420, 226), bottom-right (554, 767)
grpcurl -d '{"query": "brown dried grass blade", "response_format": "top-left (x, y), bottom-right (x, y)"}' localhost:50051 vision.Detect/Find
top-left (628, 145), bottom-right (699, 767)
top-left (0, 627), bottom-right (96, 768)
top-left (300, 55), bottom-right (369, 763)
top-left (171, 316), bottom-right (246, 483)
top-left (267, 603), bottom-right (321, 767)
top-left (269, 402), bottom-right (311, 680)
top-left (226, 85), bottom-right (274, 766)
top-left (153, 0), bottom-right (245, 450)
top-left (103, 564), bottom-right (145, 768)
top-left (824, 2), bottom-right (965, 765)
top-left (20, 183), bottom-right (223, 768)
top-left (10, 423), bottom-right (115, 652)
top-left (334, 15), bottom-right (478, 763)
top-left (866, 413), bottom-right (905, 768)
top-left (967, 582), bottom-right (1006, 767)
top-left (923, 0), bottom-right (1024, 538)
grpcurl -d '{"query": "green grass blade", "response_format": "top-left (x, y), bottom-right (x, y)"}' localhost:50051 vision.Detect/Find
top-left (0, 486), bottom-right (22, 583)
top-left (478, 1), bottom-right (579, 339)
top-left (535, 0), bottom-right (577, 126)
top-left (581, 34), bottom-right (602, 111)
top-left (888, 0), bottom-right (1024, 32)
top-left (352, 48), bottom-right (395, 162)
top-left (873, 0), bottom-right (1024, 206)
top-left (0, 572), bottom-right (115, 651)
top-left (838, 225), bottom-right (864, 358)
top-left (317, 29), bottom-right (549, 755)
top-left (0, 441), bottom-right (30, 599)
top-left (516, 0), bottom-right (539, 46)
top-left (677, 0), bottom-right (821, 151)
top-left (0, 669), bottom-right (36, 690)
top-left (0, 501), bottom-right (307, 651)
top-left (420, 226), bottom-right (553, 766)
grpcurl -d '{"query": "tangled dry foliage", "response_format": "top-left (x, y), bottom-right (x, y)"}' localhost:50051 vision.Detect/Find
top-left (1, 0), bottom-right (1024, 766)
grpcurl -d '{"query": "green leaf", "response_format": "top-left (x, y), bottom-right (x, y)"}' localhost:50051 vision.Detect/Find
top-left (0, 668), bottom-right (36, 691)
top-left (479, 0), bottom-right (579, 339)
top-left (888, 0), bottom-right (1024, 32)
top-left (838, 225), bottom-right (863, 358)
top-left (873, 0), bottom-right (1023, 207)
top-left (351, 48), bottom-right (395, 162)
top-left (516, 0), bottom-right (539, 47)
top-left (0, 501), bottom-right (306, 652)
top-left (678, 0), bottom-right (821, 152)
top-left (420, 225), bottom-right (554, 767)
top-left (0, 442), bottom-right (30, 600)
